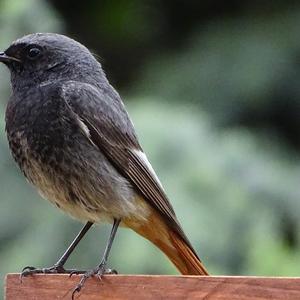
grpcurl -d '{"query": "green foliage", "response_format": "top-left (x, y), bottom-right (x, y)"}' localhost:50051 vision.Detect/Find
top-left (135, 8), bottom-right (300, 124)
top-left (130, 101), bottom-right (300, 276)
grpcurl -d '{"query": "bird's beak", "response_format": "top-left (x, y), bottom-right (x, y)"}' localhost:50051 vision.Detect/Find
top-left (0, 52), bottom-right (21, 63)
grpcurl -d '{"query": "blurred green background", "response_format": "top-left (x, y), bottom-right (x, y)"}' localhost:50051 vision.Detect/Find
top-left (1, 0), bottom-right (300, 296)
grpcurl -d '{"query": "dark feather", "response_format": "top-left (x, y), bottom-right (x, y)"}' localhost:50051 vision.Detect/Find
top-left (62, 81), bottom-right (198, 255)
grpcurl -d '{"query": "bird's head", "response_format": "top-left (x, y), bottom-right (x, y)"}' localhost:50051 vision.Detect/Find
top-left (0, 33), bottom-right (106, 90)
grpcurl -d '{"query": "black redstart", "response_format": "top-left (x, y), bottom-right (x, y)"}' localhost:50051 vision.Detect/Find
top-left (0, 33), bottom-right (208, 295)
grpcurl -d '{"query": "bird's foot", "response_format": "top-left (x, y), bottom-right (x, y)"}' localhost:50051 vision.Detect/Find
top-left (71, 261), bottom-right (117, 299)
top-left (20, 264), bottom-right (81, 282)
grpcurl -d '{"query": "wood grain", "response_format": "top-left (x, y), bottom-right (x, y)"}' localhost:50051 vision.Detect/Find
top-left (5, 274), bottom-right (300, 300)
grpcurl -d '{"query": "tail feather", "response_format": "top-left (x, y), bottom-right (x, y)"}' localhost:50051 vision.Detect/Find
top-left (169, 230), bottom-right (208, 275)
top-left (124, 207), bottom-right (208, 275)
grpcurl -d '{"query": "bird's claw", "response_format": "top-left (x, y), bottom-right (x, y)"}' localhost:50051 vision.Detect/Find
top-left (20, 264), bottom-right (78, 283)
top-left (20, 266), bottom-right (43, 283)
top-left (71, 263), bottom-right (117, 299)
top-left (69, 270), bottom-right (86, 277)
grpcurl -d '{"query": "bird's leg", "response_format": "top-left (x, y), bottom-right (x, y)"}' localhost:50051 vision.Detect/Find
top-left (21, 221), bottom-right (93, 280)
top-left (72, 219), bottom-right (120, 298)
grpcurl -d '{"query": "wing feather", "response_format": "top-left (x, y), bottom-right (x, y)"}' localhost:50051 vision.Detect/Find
top-left (62, 82), bottom-right (197, 253)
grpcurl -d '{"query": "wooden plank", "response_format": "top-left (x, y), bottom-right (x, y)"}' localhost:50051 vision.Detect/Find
top-left (5, 273), bottom-right (300, 300)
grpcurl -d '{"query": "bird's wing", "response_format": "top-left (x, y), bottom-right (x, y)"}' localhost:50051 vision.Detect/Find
top-left (60, 81), bottom-right (196, 252)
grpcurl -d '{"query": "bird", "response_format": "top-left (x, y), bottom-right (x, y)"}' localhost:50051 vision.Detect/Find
top-left (0, 33), bottom-right (208, 295)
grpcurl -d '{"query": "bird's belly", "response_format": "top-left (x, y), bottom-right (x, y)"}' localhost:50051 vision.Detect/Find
top-left (21, 146), bottom-right (150, 224)
top-left (7, 125), bottom-right (150, 223)
top-left (36, 175), bottom-right (149, 224)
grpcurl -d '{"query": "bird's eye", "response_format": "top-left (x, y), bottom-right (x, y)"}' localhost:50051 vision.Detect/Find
top-left (27, 47), bottom-right (41, 60)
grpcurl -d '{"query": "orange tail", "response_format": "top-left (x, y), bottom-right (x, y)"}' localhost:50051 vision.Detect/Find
top-left (124, 208), bottom-right (209, 275)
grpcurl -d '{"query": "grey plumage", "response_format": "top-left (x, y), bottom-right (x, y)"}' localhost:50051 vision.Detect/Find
top-left (1, 33), bottom-right (208, 279)
top-left (5, 33), bottom-right (148, 223)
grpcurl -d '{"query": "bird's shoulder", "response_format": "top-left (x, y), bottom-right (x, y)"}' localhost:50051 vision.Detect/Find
top-left (52, 80), bottom-right (141, 150)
